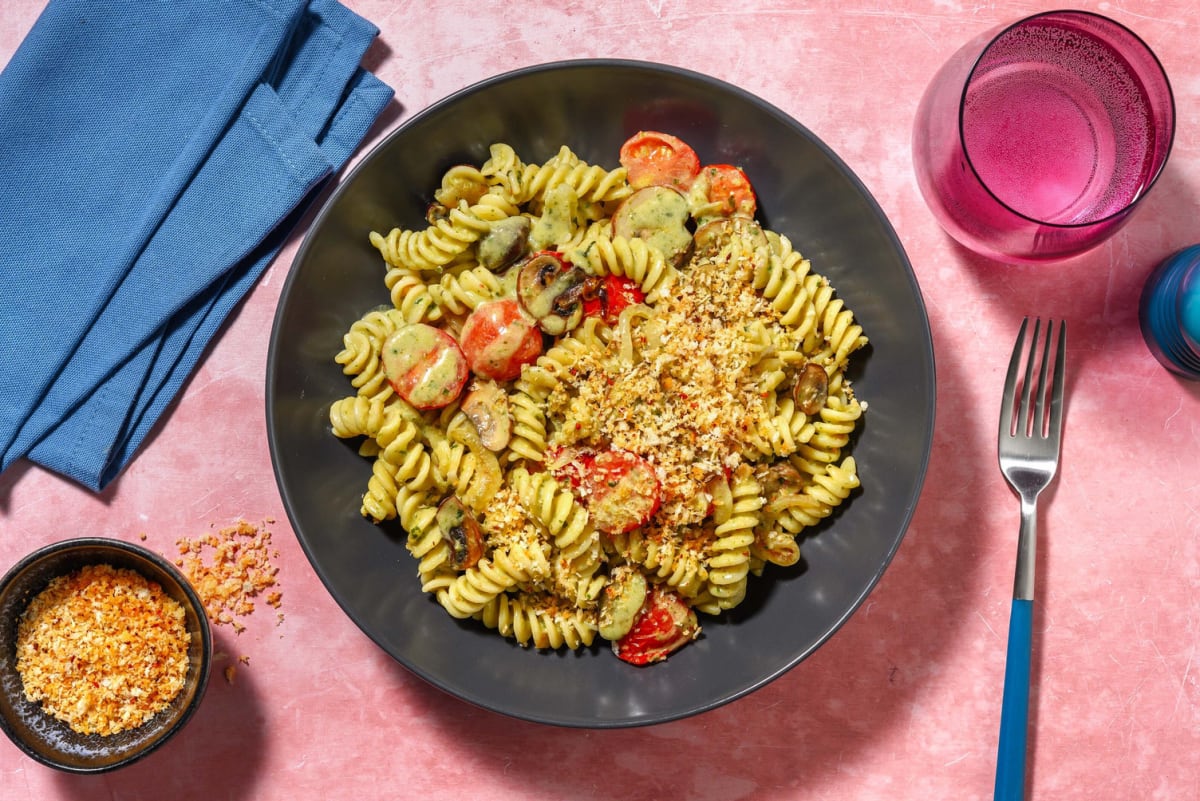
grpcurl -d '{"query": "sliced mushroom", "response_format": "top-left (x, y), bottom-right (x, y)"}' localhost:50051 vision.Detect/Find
top-left (435, 496), bottom-right (484, 570)
top-left (611, 185), bottom-right (693, 266)
top-left (461, 380), bottom-right (512, 451)
top-left (793, 362), bottom-right (829, 415)
top-left (515, 251), bottom-right (587, 335)
top-left (477, 215), bottom-right (531, 272)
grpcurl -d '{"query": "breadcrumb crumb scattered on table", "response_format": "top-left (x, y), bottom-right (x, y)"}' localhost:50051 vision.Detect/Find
top-left (174, 519), bottom-right (283, 633)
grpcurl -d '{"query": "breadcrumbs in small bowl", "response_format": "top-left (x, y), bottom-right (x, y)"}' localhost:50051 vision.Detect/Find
top-left (0, 538), bottom-right (212, 773)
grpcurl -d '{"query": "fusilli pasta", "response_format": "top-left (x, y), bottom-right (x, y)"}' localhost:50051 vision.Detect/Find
top-left (330, 136), bottom-right (869, 664)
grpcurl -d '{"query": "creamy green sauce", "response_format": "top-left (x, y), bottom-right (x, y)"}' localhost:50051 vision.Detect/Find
top-left (619, 186), bottom-right (691, 262)
top-left (530, 183), bottom-right (578, 250)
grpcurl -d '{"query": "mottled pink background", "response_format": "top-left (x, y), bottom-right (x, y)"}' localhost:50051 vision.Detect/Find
top-left (3, 2), bottom-right (1199, 799)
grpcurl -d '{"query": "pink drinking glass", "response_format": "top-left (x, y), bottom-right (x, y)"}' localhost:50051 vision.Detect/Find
top-left (912, 11), bottom-right (1175, 263)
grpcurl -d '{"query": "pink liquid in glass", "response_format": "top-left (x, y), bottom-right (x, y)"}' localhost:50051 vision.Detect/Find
top-left (962, 20), bottom-right (1156, 225)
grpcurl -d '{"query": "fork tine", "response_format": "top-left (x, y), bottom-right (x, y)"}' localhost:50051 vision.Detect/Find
top-left (1000, 317), bottom-right (1029, 438)
top-left (1033, 319), bottom-right (1053, 436)
top-left (1048, 320), bottom-right (1067, 443)
top-left (1019, 319), bottom-right (1040, 437)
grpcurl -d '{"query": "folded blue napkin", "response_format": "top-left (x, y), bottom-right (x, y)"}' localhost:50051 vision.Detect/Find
top-left (0, 0), bottom-right (393, 490)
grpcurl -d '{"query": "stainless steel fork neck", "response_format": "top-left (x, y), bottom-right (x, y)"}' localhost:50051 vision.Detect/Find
top-left (1000, 461), bottom-right (1059, 495)
top-left (1013, 494), bottom-right (1038, 601)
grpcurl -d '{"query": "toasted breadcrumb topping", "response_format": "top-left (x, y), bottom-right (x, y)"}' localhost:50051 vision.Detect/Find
top-left (15, 564), bottom-right (191, 736)
top-left (547, 227), bottom-right (787, 529)
top-left (479, 484), bottom-right (544, 553)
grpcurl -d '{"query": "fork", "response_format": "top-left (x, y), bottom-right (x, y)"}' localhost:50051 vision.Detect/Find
top-left (994, 317), bottom-right (1066, 801)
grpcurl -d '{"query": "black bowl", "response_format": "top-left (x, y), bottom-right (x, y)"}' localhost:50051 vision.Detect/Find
top-left (0, 538), bottom-right (212, 772)
top-left (267, 59), bottom-right (935, 727)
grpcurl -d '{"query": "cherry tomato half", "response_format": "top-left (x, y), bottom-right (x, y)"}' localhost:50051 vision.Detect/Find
top-left (381, 323), bottom-right (469, 409)
top-left (699, 163), bottom-right (757, 218)
top-left (619, 131), bottom-right (701, 191)
top-left (613, 585), bottom-right (700, 666)
top-left (459, 298), bottom-right (544, 382)
top-left (582, 275), bottom-right (646, 325)
top-left (581, 450), bottom-right (662, 535)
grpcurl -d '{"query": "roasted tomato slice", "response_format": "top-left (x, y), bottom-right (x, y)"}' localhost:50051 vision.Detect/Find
top-left (544, 445), bottom-right (592, 492)
top-left (546, 447), bottom-right (661, 534)
top-left (697, 163), bottom-right (757, 218)
top-left (381, 323), bottom-right (469, 409)
top-left (619, 131), bottom-right (701, 191)
top-left (459, 298), bottom-right (544, 382)
top-left (613, 584), bottom-right (700, 665)
top-left (581, 450), bottom-right (661, 535)
top-left (581, 274), bottom-right (645, 325)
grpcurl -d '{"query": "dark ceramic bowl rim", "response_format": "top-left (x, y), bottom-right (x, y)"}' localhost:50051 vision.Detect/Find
top-left (267, 57), bottom-right (936, 727)
top-left (0, 537), bottom-right (213, 773)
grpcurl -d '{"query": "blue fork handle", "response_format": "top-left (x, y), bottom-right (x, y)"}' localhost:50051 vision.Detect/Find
top-left (994, 598), bottom-right (1033, 801)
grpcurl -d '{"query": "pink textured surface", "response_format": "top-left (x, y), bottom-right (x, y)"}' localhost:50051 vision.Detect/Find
top-left (3, 1), bottom-right (1199, 799)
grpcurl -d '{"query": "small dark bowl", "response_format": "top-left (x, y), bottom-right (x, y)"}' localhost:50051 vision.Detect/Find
top-left (0, 538), bottom-right (212, 773)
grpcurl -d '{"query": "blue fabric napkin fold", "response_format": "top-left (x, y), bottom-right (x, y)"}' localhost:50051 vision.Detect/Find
top-left (0, 0), bottom-right (394, 490)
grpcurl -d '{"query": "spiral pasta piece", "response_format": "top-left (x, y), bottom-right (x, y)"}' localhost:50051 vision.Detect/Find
top-left (369, 192), bottom-right (520, 272)
top-left (755, 245), bottom-right (817, 332)
top-left (771, 457), bottom-right (861, 530)
top-left (431, 436), bottom-right (501, 513)
top-left (792, 394), bottom-right (863, 476)
top-left (330, 395), bottom-right (383, 439)
top-left (427, 264), bottom-right (506, 316)
top-left (433, 163), bottom-right (490, 208)
top-left (750, 522), bottom-right (803, 569)
top-left (384, 266), bottom-right (442, 324)
top-left (517, 332), bottom-right (600, 400)
top-left (697, 466), bottom-right (761, 612)
top-left (505, 389), bottom-right (548, 463)
top-left (360, 457), bottom-right (400, 523)
top-left (477, 593), bottom-right (598, 650)
top-left (479, 142), bottom-right (526, 201)
top-left (566, 232), bottom-right (680, 302)
top-left (510, 468), bottom-right (601, 591)
top-left (333, 307), bottom-right (409, 402)
top-left (435, 543), bottom-right (551, 619)
top-left (609, 529), bottom-right (708, 599)
top-left (401, 490), bottom-right (453, 592)
top-left (522, 150), bottom-right (631, 206)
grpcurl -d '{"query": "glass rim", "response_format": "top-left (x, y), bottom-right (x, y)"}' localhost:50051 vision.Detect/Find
top-left (956, 9), bottom-right (1176, 230)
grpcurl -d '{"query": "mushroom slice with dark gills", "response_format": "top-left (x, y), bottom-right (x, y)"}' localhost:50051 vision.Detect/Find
top-left (460, 379), bottom-right (512, 452)
top-left (435, 496), bottom-right (485, 570)
top-left (515, 250), bottom-right (593, 335)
